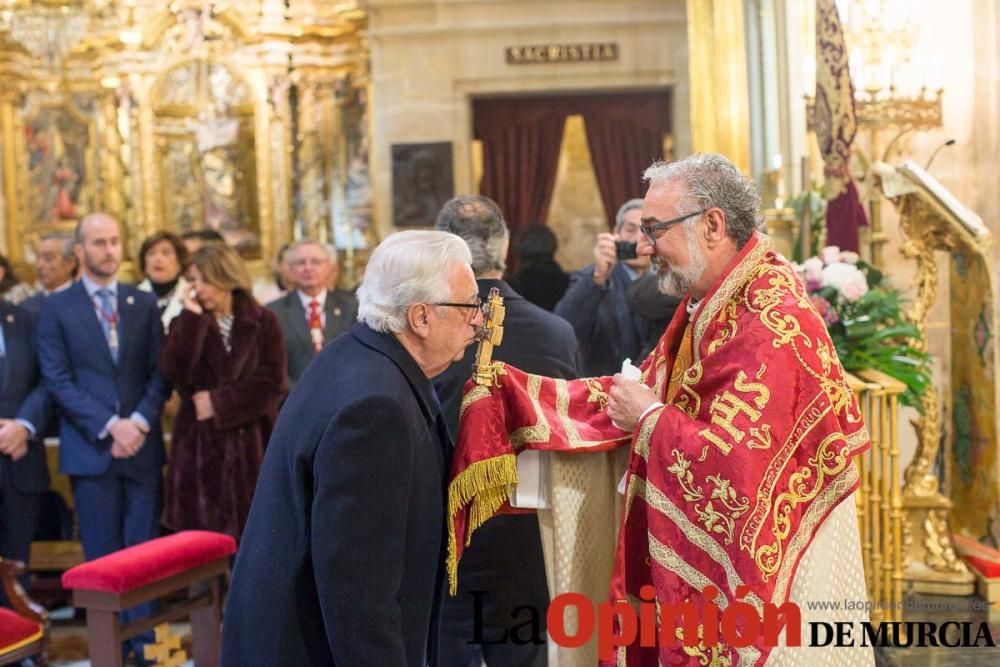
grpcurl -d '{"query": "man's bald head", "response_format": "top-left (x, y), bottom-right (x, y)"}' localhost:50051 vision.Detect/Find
top-left (75, 212), bottom-right (119, 244)
top-left (74, 212), bottom-right (122, 283)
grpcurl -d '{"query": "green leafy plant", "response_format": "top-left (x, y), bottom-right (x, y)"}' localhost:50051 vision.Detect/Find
top-left (798, 248), bottom-right (931, 410)
top-left (789, 187), bottom-right (827, 263)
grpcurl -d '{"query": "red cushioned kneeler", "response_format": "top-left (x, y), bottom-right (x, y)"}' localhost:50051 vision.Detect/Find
top-left (62, 530), bottom-right (235, 594)
top-left (0, 607), bottom-right (43, 659)
top-left (61, 530), bottom-right (236, 667)
top-left (953, 533), bottom-right (1000, 603)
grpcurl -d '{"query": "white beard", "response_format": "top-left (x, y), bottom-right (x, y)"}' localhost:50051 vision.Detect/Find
top-left (656, 227), bottom-right (706, 297)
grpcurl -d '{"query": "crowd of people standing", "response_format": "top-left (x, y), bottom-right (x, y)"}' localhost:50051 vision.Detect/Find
top-left (0, 156), bottom-right (785, 666)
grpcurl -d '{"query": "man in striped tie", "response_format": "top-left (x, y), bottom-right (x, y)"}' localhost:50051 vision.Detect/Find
top-left (267, 240), bottom-right (358, 390)
top-left (37, 212), bottom-right (169, 663)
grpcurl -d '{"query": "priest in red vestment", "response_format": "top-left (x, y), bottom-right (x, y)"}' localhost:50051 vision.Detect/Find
top-left (449, 153), bottom-right (873, 666)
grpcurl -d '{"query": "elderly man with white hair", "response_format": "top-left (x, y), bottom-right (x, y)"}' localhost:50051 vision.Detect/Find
top-left (267, 239), bottom-right (358, 389)
top-left (222, 230), bottom-right (483, 667)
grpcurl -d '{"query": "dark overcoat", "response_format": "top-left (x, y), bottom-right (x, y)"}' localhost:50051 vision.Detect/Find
top-left (221, 322), bottom-right (452, 666)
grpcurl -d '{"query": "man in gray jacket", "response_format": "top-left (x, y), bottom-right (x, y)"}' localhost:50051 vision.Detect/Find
top-left (267, 240), bottom-right (357, 388)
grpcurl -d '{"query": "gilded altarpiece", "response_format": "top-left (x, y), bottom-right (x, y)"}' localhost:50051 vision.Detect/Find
top-left (152, 60), bottom-right (260, 255)
top-left (0, 2), bottom-right (109, 264)
top-left (877, 160), bottom-right (999, 595)
top-left (0, 1), bottom-right (371, 282)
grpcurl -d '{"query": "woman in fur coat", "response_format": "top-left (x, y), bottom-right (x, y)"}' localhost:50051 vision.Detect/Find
top-left (160, 244), bottom-right (287, 539)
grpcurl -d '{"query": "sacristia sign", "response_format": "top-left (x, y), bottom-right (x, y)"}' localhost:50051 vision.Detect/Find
top-left (505, 42), bottom-right (618, 65)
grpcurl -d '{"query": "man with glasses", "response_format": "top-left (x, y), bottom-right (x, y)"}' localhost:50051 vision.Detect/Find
top-left (555, 198), bottom-right (667, 376)
top-left (267, 240), bottom-right (357, 389)
top-left (224, 230), bottom-right (483, 667)
top-left (434, 195), bottom-right (579, 667)
top-left (449, 154), bottom-right (872, 665)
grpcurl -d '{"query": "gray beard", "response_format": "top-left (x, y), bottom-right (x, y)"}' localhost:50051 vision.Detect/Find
top-left (656, 229), bottom-right (706, 297)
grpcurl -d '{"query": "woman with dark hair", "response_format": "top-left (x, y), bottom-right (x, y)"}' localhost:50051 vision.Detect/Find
top-left (159, 244), bottom-right (287, 539)
top-left (138, 231), bottom-right (190, 332)
top-left (507, 224), bottom-right (570, 312)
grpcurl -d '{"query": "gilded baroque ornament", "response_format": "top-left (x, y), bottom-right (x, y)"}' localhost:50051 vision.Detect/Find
top-left (0, 0), bottom-right (372, 283)
top-left (878, 164), bottom-right (980, 595)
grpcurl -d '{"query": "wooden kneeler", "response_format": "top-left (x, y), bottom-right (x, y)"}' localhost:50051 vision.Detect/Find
top-left (61, 531), bottom-right (236, 667)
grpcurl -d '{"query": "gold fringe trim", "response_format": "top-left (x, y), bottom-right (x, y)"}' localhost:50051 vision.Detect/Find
top-left (446, 454), bottom-right (519, 595)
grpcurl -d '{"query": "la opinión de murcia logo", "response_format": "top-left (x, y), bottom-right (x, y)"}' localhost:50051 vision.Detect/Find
top-left (468, 588), bottom-right (997, 658)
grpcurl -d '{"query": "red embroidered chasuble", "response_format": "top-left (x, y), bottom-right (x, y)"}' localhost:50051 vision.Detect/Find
top-left (448, 234), bottom-right (870, 666)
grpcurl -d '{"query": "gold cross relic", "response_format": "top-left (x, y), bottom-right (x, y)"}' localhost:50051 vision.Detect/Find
top-left (472, 287), bottom-right (506, 386)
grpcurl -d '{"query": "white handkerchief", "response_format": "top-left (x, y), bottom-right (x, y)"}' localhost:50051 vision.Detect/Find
top-left (510, 450), bottom-right (550, 509)
top-left (620, 357), bottom-right (642, 381)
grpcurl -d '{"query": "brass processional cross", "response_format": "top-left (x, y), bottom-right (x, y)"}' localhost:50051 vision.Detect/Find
top-left (472, 287), bottom-right (506, 386)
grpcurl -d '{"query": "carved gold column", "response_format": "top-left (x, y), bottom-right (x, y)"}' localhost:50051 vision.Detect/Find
top-left (896, 194), bottom-right (974, 595)
top-left (135, 77), bottom-right (158, 236)
top-left (99, 91), bottom-right (128, 232)
top-left (266, 67), bottom-right (294, 252)
top-left (317, 81), bottom-right (337, 244)
top-left (0, 32), bottom-right (29, 262)
top-left (329, 68), bottom-right (373, 288)
top-left (293, 71), bottom-right (333, 241)
top-left (330, 76), bottom-right (352, 277)
top-left (685, 0), bottom-right (751, 173)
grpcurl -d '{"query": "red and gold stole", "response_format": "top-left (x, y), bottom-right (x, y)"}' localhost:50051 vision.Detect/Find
top-left (448, 234), bottom-right (870, 666)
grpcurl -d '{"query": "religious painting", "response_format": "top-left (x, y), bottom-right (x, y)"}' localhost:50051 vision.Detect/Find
top-left (153, 61), bottom-right (260, 258)
top-left (25, 103), bottom-right (94, 226)
top-left (391, 142), bottom-right (453, 228)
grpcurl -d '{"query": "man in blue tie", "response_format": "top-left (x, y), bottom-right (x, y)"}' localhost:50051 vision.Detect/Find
top-left (37, 212), bottom-right (168, 661)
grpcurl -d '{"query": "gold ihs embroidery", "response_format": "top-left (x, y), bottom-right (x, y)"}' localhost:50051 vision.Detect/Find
top-left (700, 368), bottom-right (771, 454)
top-left (734, 370), bottom-right (769, 408)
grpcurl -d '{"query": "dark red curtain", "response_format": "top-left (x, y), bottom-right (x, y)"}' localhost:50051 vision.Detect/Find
top-left (473, 98), bottom-right (567, 237)
top-left (580, 93), bottom-right (671, 226)
top-left (472, 90), bottom-right (670, 234)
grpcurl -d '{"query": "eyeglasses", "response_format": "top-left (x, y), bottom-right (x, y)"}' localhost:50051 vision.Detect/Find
top-left (639, 209), bottom-right (706, 246)
top-left (291, 257), bottom-right (330, 268)
top-left (434, 297), bottom-right (484, 320)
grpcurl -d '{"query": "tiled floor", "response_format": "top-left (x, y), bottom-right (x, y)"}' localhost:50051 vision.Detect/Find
top-left (46, 607), bottom-right (192, 667)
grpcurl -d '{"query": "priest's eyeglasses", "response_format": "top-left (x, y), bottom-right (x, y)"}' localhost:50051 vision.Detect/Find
top-left (639, 209), bottom-right (706, 245)
top-left (434, 297), bottom-right (484, 320)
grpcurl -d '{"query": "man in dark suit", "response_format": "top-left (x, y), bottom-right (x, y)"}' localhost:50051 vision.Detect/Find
top-left (267, 240), bottom-right (357, 388)
top-left (20, 231), bottom-right (77, 316)
top-left (555, 198), bottom-right (666, 376)
top-left (434, 195), bottom-right (579, 667)
top-left (0, 301), bottom-right (51, 603)
top-left (223, 230), bottom-right (483, 667)
top-left (37, 212), bottom-right (168, 658)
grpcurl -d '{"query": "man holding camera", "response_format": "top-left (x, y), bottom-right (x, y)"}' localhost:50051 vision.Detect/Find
top-left (555, 198), bottom-right (663, 376)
